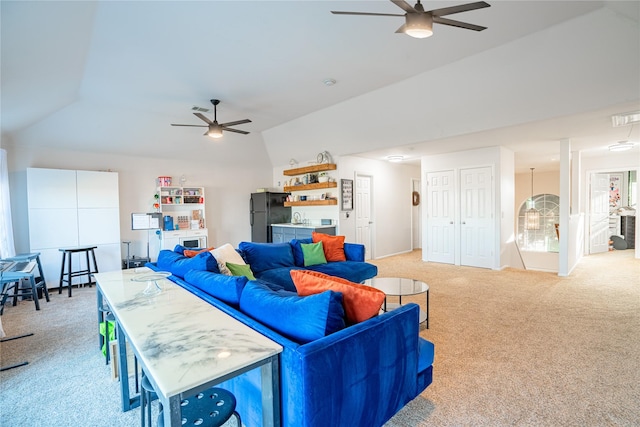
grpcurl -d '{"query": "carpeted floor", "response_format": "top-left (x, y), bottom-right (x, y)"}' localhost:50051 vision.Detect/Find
top-left (1, 249), bottom-right (638, 426)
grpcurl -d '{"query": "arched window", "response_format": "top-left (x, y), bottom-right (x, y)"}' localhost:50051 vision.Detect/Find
top-left (517, 194), bottom-right (560, 252)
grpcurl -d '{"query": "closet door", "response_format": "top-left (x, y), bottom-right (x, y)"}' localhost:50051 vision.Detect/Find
top-left (460, 167), bottom-right (494, 268)
top-left (426, 170), bottom-right (455, 264)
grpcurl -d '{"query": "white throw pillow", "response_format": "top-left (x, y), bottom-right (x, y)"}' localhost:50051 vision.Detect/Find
top-left (210, 244), bottom-right (246, 275)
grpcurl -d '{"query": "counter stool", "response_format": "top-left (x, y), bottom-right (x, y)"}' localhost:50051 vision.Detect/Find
top-left (59, 246), bottom-right (99, 297)
top-left (157, 387), bottom-right (241, 427)
top-left (141, 373), bottom-right (161, 427)
top-left (5, 252), bottom-right (49, 303)
top-left (1, 272), bottom-right (41, 313)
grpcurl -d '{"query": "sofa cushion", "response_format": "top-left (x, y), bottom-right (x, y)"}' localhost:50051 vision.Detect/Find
top-left (306, 261), bottom-right (378, 286)
top-left (301, 242), bottom-right (327, 267)
top-left (290, 238), bottom-right (313, 267)
top-left (291, 270), bottom-right (386, 324)
top-left (226, 262), bottom-right (256, 280)
top-left (184, 270), bottom-right (248, 306)
top-left (238, 241), bottom-right (295, 274)
top-left (157, 249), bottom-right (219, 279)
top-left (210, 243), bottom-right (246, 275)
top-left (184, 247), bottom-right (215, 258)
top-left (239, 281), bottom-right (345, 344)
top-left (312, 232), bottom-right (346, 262)
top-left (253, 267), bottom-right (303, 292)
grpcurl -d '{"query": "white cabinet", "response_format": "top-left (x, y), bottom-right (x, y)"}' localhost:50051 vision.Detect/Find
top-left (27, 168), bottom-right (122, 288)
top-left (157, 186), bottom-right (208, 250)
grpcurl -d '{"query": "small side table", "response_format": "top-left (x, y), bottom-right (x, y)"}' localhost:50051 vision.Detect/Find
top-left (365, 277), bottom-right (429, 328)
top-left (59, 246), bottom-right (99, 297)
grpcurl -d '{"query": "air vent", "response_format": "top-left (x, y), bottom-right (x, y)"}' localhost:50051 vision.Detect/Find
top-left (191, 106), bottom-right (210, 113)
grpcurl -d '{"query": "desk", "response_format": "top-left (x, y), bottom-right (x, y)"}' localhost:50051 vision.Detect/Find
top-left (95, 268), bottom-right (282, 427)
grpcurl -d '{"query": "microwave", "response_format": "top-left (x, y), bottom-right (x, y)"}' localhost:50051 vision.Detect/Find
top-left (180, 235), bottom-right (207, 249)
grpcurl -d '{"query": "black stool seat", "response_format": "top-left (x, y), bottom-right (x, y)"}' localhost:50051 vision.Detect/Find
top-left (158, 387), bottom-right (241, 427)
top-left (58, 246), bottom-right (99, 297)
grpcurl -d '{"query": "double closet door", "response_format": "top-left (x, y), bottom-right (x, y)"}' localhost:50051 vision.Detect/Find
top-left (426, 167), bottom-right (494, 269)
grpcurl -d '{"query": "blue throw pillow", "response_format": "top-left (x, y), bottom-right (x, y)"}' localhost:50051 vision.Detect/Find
top-left (238, 242), bottom-right (295, 274)
top-left (157, 249), bottom-right (219, 279)
top-left (290, 238), bottom-right (313, 267)
top-left (239, 281), bottom-right (345, 344)
top-left (185, 270), bottom-right (247, 305)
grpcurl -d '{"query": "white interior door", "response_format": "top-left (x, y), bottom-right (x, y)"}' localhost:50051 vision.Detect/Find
top-left (355, 174), bottom-right (373, 260)
top-left (426, 171), bottom-right (455, 264)
top-left (589, 173), bottom-right (610, 254)
top-left (460, 167), bottom-right (494, 268)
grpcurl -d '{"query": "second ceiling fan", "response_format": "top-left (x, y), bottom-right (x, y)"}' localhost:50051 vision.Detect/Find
top-left (171, 99), bottom-right (251, 139)
top-left (331, 0), bottom-right (490, 39)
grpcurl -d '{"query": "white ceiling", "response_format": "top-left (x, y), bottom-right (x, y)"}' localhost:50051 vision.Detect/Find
top-left (2, 1), bottom-right (639, 173)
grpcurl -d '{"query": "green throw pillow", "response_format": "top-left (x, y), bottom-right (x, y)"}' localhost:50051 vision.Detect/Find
top-left (226, 262), bottom-right (256, 280)
top-left (301, 242), bottom-right (327, 267)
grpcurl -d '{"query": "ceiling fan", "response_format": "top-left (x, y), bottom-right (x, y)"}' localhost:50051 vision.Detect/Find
top-left (171, 99), bottom-right (251, 139)
top-left (331, 0), bottom-right (491, 39)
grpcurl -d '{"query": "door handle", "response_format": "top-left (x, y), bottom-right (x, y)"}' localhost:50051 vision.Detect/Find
top-left (449, 221), bottom-right (454, 224)
top-left (462, 221), bottom-right (466, 225)
top-left (368, 221), bottom-right (373, 224)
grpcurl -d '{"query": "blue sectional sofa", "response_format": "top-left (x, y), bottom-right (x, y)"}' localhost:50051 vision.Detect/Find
top-left (149, 240), bottom-right (434, 427)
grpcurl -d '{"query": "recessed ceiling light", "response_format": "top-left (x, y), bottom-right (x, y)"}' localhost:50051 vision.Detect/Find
top-left (387, 155), bottom-right (404, 162)
top-left (323, 78), bottom-right (337, 86)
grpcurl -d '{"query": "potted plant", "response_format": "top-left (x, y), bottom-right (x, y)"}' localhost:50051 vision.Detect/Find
top-left (318, 172), bottom-right (329, 183)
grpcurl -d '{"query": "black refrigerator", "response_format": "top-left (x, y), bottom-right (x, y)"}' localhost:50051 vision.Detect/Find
top-left (250, 192), bottom-right (291, 242)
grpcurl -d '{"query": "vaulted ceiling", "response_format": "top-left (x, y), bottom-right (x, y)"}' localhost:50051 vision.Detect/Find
top-left (2, 1), bottom-right (639, 172)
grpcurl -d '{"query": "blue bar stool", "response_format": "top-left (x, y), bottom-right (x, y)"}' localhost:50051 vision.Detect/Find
top-left (140, 373), bottom-right (161, 427)
top-left (157, 387), bottom-right (241, 427)
top-left (5, 252), bottom-right (50, 305)
top-left (1, 272), bottom-right (40, 313)
top-left (58, 246), bottom-right (99, 297)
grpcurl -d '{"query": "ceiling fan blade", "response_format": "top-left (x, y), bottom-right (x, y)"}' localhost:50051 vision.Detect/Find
top-left (171, 124), bottom-right (208, 127)
top-left (433, 16), bottom-right (487, 31)
top-left (193, 112), bottom-right (212, 124)
top-left (430, 1), bottom-right (490, 17)
top-left (331, 11), bottom-right (404, 17)
top-left (221, 127), bottom-right (250, 135)
top-left (395, 23), bottom-right (407, 34)
top-left (220, 119), bottom-right (252, 127)
top-left (391, 0), bottom-right (418, 14)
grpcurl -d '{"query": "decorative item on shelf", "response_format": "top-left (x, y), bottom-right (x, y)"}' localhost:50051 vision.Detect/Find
top-left (153, 193), bottom-right (160, 211)
top-left (412, 191), bottom-right (420, 206)
top-left (318, 172), bottom-right (329, 183)
top-left (316, 151), bottom-right (333, 164)
top-left (158, 176), bottom-right (172, 187)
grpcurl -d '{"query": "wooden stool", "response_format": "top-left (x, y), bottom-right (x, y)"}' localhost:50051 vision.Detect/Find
top-left (58, 246), bottom-right (99, 297)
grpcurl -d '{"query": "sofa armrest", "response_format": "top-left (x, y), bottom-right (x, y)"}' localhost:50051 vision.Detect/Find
top-left (343, 242), bottom-right (365, 262)
top-left (289, 304), bottom-right (424, 426)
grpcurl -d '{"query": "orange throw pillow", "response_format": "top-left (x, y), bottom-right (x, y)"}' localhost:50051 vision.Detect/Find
top-left (312, 232), bottom-right (346, 262)
top-left (184, 247), bottom-right (215, 258)
top-left (291, 270), bottom-right (385, 324)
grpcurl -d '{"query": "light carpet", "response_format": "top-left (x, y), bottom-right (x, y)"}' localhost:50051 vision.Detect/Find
top-left (1, 250), bottom-right (638, 426)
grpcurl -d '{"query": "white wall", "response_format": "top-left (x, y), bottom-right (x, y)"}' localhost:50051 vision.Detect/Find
top-left (7, 145), bottom-right (273, 261)
top-left (273, 156), bottom-right (420, 259)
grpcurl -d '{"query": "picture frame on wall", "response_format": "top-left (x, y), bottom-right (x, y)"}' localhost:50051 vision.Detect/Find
top-left (341, 179), bottom-right (353, 211)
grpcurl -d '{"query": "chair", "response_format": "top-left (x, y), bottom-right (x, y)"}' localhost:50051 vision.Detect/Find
top-left (59, 246), bottom-right (99, 297)
top-left (140, 373), bottom-right (161, 427)
top-left (157, 387), bottom-right (241, 427)
top-left (1, 271), bottom-right (41, 313)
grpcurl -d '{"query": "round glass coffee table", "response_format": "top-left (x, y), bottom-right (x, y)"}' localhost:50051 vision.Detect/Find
top-left (365, 277), bottom-right (429, 328)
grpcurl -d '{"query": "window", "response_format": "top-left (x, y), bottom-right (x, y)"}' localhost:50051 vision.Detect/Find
top-left (517, 194), bottom-right (560, 252)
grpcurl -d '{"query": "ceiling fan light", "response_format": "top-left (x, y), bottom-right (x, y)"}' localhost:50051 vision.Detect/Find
top-left (608, 141), bottom-right (634, 152)
top-left (387, 155), bottom-right (404, 162)
top-left (404, 13), bottom-right (433, 38)
top-left (207, 123), bottom-right (223, 139)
